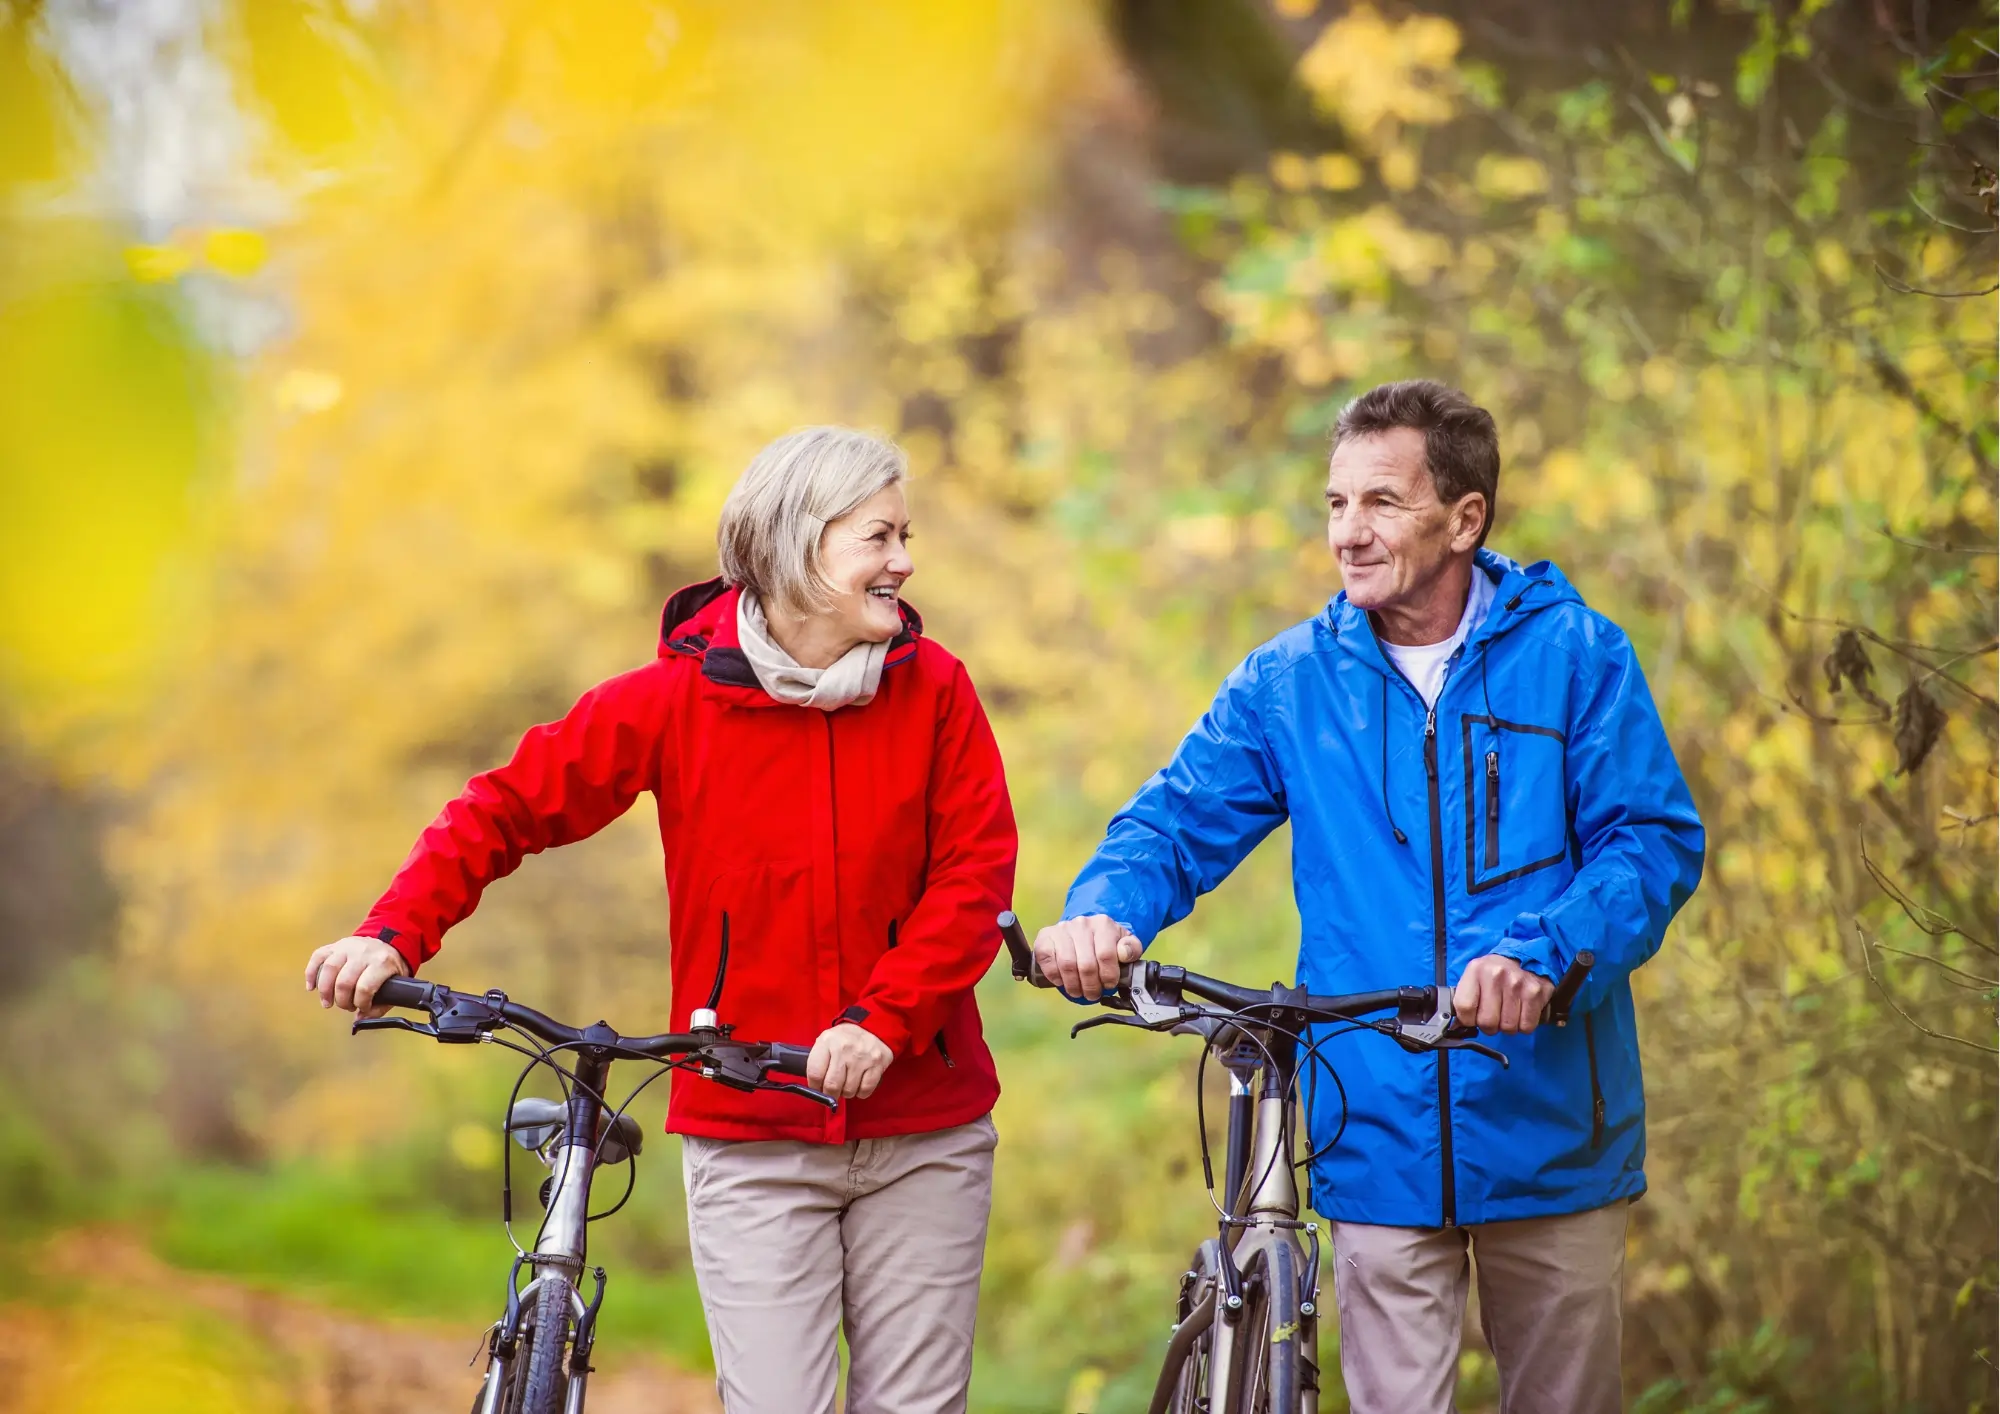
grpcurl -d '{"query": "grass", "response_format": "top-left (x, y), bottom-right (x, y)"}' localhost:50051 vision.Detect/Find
top-left (146, 1159), bottom-right (715, 1372)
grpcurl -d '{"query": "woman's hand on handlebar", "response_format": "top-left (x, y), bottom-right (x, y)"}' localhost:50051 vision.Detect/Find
top-left (806, 1023), bottom-right (893, 1101)
top-left (1033, 915), bottom-right (1140, 1001)
top-left (305, 936), bottom-right (411, 1019)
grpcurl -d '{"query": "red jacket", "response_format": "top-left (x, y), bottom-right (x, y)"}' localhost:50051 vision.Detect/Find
top-left (358, 579), bottom-right (1016, 1143)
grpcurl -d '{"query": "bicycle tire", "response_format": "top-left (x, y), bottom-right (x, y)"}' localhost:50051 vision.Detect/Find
top-left (1257, 1241), bottom-right (1302, 1414)
top-left (1232, 1255), bottom-right (1271, 1414)
top-left (519, 1275), bottom-right (576, 1414)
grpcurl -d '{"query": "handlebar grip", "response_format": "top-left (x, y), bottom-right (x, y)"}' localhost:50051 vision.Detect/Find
top-left (373, 976), bottom-right (432, 1010)
top-left (997, 911), bottom-right (1053, 987)
top-left (765, 1042), bottom-right (813, 1077)
top-left (997, 909), bottom-right (1136, 998)
top-left (1542, 950), bottom-right (1595, 1027)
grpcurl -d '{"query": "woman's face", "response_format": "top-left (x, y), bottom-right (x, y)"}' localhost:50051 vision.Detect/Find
top-left (816, 483), bottom-right (914, 643)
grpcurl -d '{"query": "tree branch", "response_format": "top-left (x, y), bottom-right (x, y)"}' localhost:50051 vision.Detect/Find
top-left (1855, 921), bottom-right (2000, 1053)
top-left (1878, 525), bottom-right (1999, 555)
top-left (1861, 837), bottom-right (1998, 952)
top-left (1866, 938), bottom-right (1998, 989)
top-left (1872, 262), bottom-right (2000, 298)
top-left (1866, 345), bottom-right (2000, 480)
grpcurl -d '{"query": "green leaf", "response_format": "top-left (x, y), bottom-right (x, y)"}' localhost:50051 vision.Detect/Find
top-left (1460, 60), bottom-right (1505, 111)
top-left (1736, 20), bottom-right (1778, 108)
top-left (1556, 81), bottom-right (1613, 136)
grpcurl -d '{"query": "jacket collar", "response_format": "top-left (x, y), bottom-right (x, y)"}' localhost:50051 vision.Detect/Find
top-left (657, 578), bottom-right (923, 708)
top-left (1321, 549), bottom-right (1582, 677)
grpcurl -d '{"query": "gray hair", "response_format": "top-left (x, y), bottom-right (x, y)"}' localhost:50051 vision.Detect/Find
top-left (1332, 380), bottom-right (1500, 547)
top-left (717, 426), bottom-right (908, 615)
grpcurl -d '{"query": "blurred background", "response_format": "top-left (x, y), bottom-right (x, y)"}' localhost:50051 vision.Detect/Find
top-left (0, 0), bottom-right (1995, 1409)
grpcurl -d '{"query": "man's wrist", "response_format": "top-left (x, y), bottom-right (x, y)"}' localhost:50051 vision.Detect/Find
top-left (1490, 935), bottom-right (1561, 985)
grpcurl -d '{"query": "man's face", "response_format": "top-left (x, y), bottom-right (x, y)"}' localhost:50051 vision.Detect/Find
top-left (1325, 427), bottom-right (1485, 614)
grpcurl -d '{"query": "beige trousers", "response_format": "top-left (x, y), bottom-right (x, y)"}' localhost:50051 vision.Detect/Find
top-left (1331, 1200), bottom-right (1630, 1414)
top-left (681, 1115), bottom-right (997, 1414)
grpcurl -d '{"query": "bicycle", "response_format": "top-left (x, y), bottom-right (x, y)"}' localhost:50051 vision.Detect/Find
top-left (356, 925), bottom-right (832, 1414)
top-left (997, 912), bottom-right (1591, 1414)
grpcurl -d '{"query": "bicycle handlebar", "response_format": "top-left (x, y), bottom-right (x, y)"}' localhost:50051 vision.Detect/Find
top-left (997, 911), bottom-right (1594, 1032)
top-left (372, 974), bottom-right (430, 1009)
top-left (369, 975), bottom-right (708, 1054)
top-left (763, 1042), bottom-right (812, 1078)
top-left (361, 976), bottom-right (823, 1094)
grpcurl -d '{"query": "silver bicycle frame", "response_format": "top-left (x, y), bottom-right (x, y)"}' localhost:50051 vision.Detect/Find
top-left (474, 1083), bottom-right (605, 1414)
top-left (1167, 1026), bottom-right (1321, 1414)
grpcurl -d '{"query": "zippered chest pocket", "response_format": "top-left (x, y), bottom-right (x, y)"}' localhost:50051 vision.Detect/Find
top-left (1461, 715), bottom-right (1568, 893)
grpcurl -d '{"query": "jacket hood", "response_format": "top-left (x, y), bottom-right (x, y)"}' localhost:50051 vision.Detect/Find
top-left (1323, 549), bottom-right (1583, 675)
top-left (656, 577), bottom-right (923, 704)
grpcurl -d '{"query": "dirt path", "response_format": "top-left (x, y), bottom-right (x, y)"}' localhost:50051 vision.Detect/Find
top-left (1, 1230), bottom-right (721, 1414)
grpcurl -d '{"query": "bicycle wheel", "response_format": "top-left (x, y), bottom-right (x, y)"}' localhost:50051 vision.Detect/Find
top-left (1253, 1241), bottom-right (1303, 1414)
top-left (1232, 1253), bottom-right (1271, 1414)
top-left (518, 1275), bottom-right (576, 1414)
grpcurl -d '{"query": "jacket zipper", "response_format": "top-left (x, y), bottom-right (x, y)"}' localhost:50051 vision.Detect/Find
top-left (1424, 705), bottom-right (1455, 1228)
top-left (886, 919), bottom-right (954, 1068)
top-left (1584, 1013), bottom-right (1605, 1147)
top-left (1484, 750), bottom-right (1501, 870)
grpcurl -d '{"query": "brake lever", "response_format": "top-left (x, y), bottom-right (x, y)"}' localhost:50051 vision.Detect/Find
top-left (351, 1016), bottom-right (439, 1039)
top-left (1436, 1034), bottom-right (1510, 1067)
top-left (762, 1080), bottom-right (839, 1110)
top-left (698, 1044), bottom-right (841, 1111)
top-left (1381, 991), bottom-right (1507, 1067)
top-left (1069, 1013), bottom-right (1168, 1039)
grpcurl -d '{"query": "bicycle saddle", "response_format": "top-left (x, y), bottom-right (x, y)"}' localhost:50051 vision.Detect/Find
top-left (506, 1098), bottom-right (644, 1165)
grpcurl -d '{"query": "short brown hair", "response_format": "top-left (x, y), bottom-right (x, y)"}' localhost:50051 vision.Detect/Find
top-left (1332, 380), bottom-right (1500, 547)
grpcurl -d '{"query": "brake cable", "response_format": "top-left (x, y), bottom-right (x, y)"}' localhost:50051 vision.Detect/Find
top-left (1190, 1014), bottom-right (1281, 1221)
top-left (489, 1032), bottom-right (579, 1257)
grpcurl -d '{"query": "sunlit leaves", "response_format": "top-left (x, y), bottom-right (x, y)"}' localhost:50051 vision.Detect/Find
top-left (1295, 4), bottom-right (1459, 145)
top-left (0, 7), bottom-right (84, 189)
top-left (0, 233), bottom-right (218, 704)
top-left (228, 0), bottom-right (386, 163)
top-left (1472, 153), bottom-right (1548, 200)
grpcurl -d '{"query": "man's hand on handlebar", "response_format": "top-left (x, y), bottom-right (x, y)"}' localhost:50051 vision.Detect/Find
top-left (1453, 955), bottom-right (1553, 1036)
top-left (305, 936), bottom-right (411, 1019)
top-left (1033, 915), bottom-right (1141, 1001)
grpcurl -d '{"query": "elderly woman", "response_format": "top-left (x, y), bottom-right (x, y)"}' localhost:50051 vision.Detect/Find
top-left (305, 427), bottom-right (1016, 1414)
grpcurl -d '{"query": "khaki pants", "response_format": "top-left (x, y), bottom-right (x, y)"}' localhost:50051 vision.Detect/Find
top-left (1331, 1201), bottom-right (1629, 1414)
top-left (681, 1115), bottom-right (996, 1414)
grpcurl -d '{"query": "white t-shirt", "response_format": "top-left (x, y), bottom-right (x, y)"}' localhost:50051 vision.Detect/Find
top-left (1381, 568), bottom-right (1497, 709)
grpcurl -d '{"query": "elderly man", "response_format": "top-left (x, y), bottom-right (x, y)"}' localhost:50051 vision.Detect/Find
top-left (1036, 380), bottom-right (1704, 1413)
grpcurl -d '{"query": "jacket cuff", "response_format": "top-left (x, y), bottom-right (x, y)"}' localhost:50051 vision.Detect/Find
top-left (359, 920), bottom-right (426, 976)
top-left (1489, 917), bottom-right (1563, 985)
top-left (1059, 887), bottom-right (1154, 947)
top-left (840, 1003), bottom-right (913, 1058)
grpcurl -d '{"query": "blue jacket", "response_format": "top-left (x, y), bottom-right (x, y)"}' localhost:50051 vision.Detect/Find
top-left (1064, 551), bottom-right (1704, 1226)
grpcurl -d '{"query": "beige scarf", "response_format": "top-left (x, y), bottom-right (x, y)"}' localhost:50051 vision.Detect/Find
top-left (736, 591), bottom-right (889, 711)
